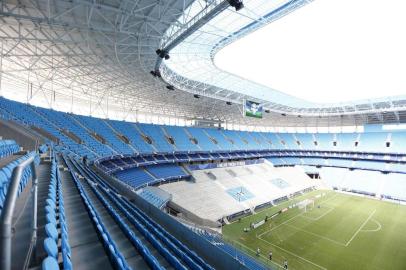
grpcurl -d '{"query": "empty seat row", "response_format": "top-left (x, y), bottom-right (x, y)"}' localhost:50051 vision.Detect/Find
top-left (146, 164), bottom-right (187, 179)
top-left (114, 167), bottom-right (157, 189)
top-left (138, 189), bottom-right (167, 209)
top-left (65, 155), bottom-right (172, 269)
top-left (64, 156), bottom-right (132, 270)
top-left (0, 139), bottom-right (19, 158)
top-left (73, 115), bottom-right (132, 155)
top-left (88, 182), bottom-right (172, 270)
top-left (0, 152), bottom-right (39, 212)
top-left (42, 157), bottom-right (72, 270)
top-left (68, 155), bottom-right (214, 270)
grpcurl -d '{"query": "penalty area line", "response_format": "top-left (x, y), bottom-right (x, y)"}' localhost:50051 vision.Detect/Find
top-left (284, 223), bottom-right (346, 247)
top-left (258, 192), bottom-right (340, 238)
top-left (301, 205), bottom-right (335, 221)
top-left (345, 209), bottom-right (376, 247)
top-left (257, 212), bottom-right (303, 238)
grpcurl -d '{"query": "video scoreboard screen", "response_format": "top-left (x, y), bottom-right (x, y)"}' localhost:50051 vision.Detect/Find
top-left (244, 100), bottom-right (263, 118)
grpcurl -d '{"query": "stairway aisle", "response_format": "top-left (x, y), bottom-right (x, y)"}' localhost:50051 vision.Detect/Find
top-left (34, 160), bottom-right (52, 265)
top-left (77, 175), bottom-right (171, 269)
top-left (58, 157), bottom-right (114, 270)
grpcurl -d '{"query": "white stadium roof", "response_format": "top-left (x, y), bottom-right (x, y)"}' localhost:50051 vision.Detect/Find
top-left (1, 0), bottom-right (406, 127)
top-left (215, 0), bottom-right (406, 104)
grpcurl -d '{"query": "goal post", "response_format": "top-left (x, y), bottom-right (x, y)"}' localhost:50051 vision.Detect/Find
top-left (297, 199), bottom-right (315, 213)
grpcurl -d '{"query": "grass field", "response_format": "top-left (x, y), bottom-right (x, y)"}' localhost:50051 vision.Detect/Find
top-left (223, 190), bottom-right (406, 270)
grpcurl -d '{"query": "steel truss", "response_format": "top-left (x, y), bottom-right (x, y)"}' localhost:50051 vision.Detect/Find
top-left (0, 0), bottom-right (405, 127)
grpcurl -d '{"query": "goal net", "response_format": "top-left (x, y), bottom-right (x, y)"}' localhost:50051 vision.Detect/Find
top-left (297, 199), bottom-right (315, 212)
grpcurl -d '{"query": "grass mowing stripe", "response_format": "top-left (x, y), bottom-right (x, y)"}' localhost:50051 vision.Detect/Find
top-left (345, 209), bottom-right (376, 246)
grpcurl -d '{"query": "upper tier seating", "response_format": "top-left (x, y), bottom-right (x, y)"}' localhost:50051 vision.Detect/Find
top-left (205, 128), bottom-right (236, 150)
top-left (221, 130), bottom-right (249, 150)
top-left (73, 115), bottom-right (133, 155)
top-left (294, 133), bottom-right (316, 150)
top-left (137, 123), bottom-right (175, 152)
top-left (0, 140), bottom-right (19, 158)
top-left (1, 97), bottom-right (406, 159)
top-left (187, 127), bottom-right (219, 151)
top-left (357, 132), bottom-right (389, 152)
top-left (336, 133), bottom-right (358, 151)
top-left (164, 126), bottom-right (199, 152)
top-left (109, 120), bottom-right (155, 153)
top-left (260, 133), bottom-right (286, 149)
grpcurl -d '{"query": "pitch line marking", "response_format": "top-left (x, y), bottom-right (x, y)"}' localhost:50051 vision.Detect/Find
top-left (258, 192), bottom-right (339, 238)
top-left (258, 211), bottom-right (303, 238)
top-left (284, 223), bottom-right (346, 247)
top-left (230, 191), bottom-right (338, 224)
top-left (302, 205), bottom-right (335, 221)
top-left (345, 209), bottom-right (376, 247)
top-left (236, 241), bottom-right (284, 269)
top-left (360, 218), bottom-right (382, 233)
top-left (317, 193), bottom-right (342, 207)
top-left (258, 236), bottom-right (328, 270)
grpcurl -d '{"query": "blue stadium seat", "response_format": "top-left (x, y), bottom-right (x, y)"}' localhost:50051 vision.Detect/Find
top-left (42, 256), bottom-right (60, 270)
top-left (44, 237), bottom-right (58, 258)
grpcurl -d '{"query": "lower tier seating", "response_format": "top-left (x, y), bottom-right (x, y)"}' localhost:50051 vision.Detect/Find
top-left (42, 156), bottom-right (72, 270)
top-left (137, 189), bottom-right (168, 209)
top-left (63, 154), bottom-right (214, 270)
top-left (146, 164), bottom-right (187, 179)
top-left (114, 167), bottom-right (157, 189)
top-left (0, 151), bottom-right (39, 212)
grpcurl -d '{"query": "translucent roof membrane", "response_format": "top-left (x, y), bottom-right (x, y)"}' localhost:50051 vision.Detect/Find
top-left (163, 0), bottom-right (406, 110)
top-left (164, 0), bottom-right (311, 107)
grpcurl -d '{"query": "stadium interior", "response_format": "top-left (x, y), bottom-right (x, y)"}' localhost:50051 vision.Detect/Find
top-left (0, 0), bottom-right (405, 270)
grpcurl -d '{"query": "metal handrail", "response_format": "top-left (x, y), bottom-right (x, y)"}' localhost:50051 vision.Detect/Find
top-left (0, 155), bottom-right (38, 270)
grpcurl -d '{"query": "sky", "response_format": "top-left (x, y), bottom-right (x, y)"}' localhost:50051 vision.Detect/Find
top-left (215, 0), bottom-right (406, 104)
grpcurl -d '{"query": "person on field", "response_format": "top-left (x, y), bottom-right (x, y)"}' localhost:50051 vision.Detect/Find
top-left (82, 155), bottom-right (87, 166)
top-left (284, 260), bottom-right (288, 269)
top-left (269, 251), bottom-right (272, 261)
top-left (256, 248), bottom-right (260, 257)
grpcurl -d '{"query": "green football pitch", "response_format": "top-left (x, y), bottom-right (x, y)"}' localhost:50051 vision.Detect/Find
top-left (222, 190), bottom-right (406, 270)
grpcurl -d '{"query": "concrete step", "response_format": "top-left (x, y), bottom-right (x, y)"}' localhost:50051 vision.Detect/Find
top-left (60, 166), bottom-right (114, 270)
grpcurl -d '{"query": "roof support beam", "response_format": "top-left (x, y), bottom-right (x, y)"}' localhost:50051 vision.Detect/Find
top-left (153, 0), bottom-right (243, 72)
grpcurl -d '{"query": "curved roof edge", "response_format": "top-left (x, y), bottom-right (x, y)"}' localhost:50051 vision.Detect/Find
top-left (160, 0), bottom-right (406, 117)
